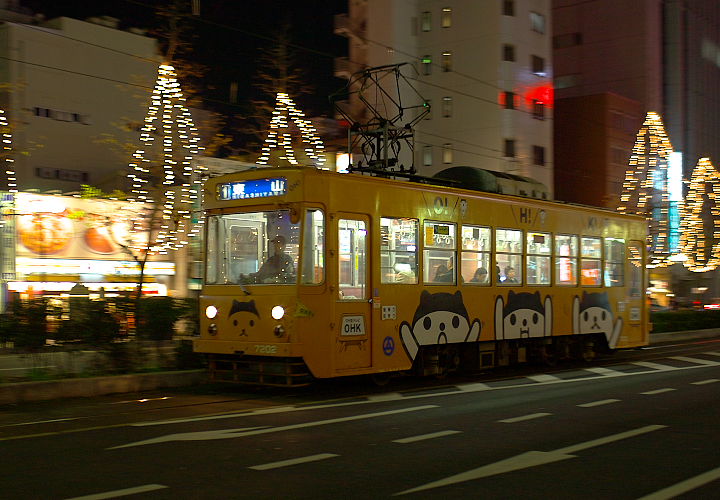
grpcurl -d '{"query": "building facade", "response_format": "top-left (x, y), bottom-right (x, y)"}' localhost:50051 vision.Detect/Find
top-left (335, 0), bottom-right (554, 193)
top-left (0, 14), bottom-right (159, 193)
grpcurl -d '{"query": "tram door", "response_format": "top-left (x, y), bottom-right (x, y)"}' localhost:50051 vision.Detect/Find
top-left (335, 215), bottom-right (371, 370)
top-left (626, 240), bottom-right (648, 344)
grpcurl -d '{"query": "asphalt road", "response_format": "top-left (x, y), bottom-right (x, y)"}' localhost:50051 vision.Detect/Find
top-left (2, 339), bottom-right (720, 499)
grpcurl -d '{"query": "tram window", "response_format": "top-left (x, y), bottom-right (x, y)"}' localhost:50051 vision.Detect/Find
top-left (205, 210), bottom-right (300, 285)
top-left (628, 241), bottom-right (643, 298)
top-left (604, 237), bottom-right (625, 287)
top-left (380, 217), bottom-right (418, 284)
top-left (580, 236), bottom-right (602, 286)
top-left (339, 219), bottom-right (367, 299)
top-left (555, 234), bottom-right (578, 285)
top-left (461, 225), bottom-right (490, 285)
top-left (527, 231), bottom-right (551, 285)
top-left (496, 228), bottom-right (523, 284)
top-left (424, 221), bottom-right (456, 284)
top-left (301, 209), bottom-right (324, 285)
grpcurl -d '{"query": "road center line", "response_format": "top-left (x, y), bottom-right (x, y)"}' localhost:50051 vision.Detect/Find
top-left (64, 484), bottom-right (168, 500)
top-left (393, 430), bottom-right (461, 443)
top-left (633, 361), bottom-right (678, 371)
top-left (249, 453), bottom-right (339, 471)
top-left (636, 465), bottom-right (720, 500)
top-left (670, 356), bottom-right (719, 366)
top-left (640, 388), bottom-right (676, 395)
top-left (691, 378), bottom-right (719, 385)
top-left (498, 412), bottom-right (552, 423)
top-left (577, 399), bottom-right (620, 408)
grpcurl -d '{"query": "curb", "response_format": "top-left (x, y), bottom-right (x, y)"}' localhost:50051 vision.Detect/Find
top-left (0, 369), bottom-right (206, 405)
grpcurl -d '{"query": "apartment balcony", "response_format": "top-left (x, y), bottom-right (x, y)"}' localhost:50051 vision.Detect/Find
top-left (334, 56), bottom-right (354, 80)
top-left (334, 13), bottom-right (351, 37)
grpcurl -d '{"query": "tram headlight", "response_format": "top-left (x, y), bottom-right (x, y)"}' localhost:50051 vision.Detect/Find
top-left (205, 305), bottom-right (218, 319)
top-left (271, 305), bottom-right (285, 320)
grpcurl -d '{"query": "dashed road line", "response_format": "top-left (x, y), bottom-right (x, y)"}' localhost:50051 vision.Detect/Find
top-left (633, 361), bottom-right (678, 371)
top-left (670, 356), bottom-right (719, 366)
top-left (393, 430), bottom-right (461, 443)
top-left (691, 378), bottom-right (719, 385)
top-left (640, 388), bottom-right (676, 395)
top-left (457, 382), bottom-right (491, 391)
top-left (577, 399), bottom-right (620, 408)
top-left (584, 366), bottom-right (623, 376)
top-left (249, 453), bottom-right (339, 471)
top-left (366, 392), bottom-right (403, 402)
top-left (498, 412), bottom-right (552, 424)
top-left (527, 374), bottom-right (561, 382)
top-left (65, 484), bottom-right (168, 500)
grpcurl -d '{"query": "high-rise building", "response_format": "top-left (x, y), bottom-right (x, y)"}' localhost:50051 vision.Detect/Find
top-left (553, 0), bottom-right (720, 207)
top-left (335, 0), bottom-right (554, 193)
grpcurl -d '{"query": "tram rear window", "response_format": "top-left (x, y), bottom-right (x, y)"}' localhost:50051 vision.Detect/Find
top-left (205, 210), bottom-right (301, 285)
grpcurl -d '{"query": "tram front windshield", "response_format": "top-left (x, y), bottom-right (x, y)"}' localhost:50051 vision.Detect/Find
top-left (206, 210), bottom-right (301, 285)
top-left (205, 208), bottom-right (325, 286)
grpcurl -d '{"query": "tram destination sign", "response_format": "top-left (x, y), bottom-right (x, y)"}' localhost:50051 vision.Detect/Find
top-left (218, 177), bottom-right (287, 200)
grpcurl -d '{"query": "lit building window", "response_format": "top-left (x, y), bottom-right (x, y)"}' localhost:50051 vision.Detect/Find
top-left (443, 143), bottom-right (453, 164)
top-left (422, 11), bottom-right (431, 31)
top-left (442, 96), bottom-right (453, 117)
top-left (423, 145), bottom-right (433, 166)
top-left (422, 55), bottom-right (432, 75)
top-left (530, 12), bottom-right (545, 33)
top-left (531, 55), bottom-right (546, 75)
top-left (502, 44), bottom-right (515, 62)
top-left (442, 7), bottom-right (452, 28)
top-left (442, 51), bottom-right (452, 72)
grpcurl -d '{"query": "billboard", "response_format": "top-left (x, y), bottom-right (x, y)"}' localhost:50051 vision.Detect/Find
top-left (13, 193), bottom-right (173, 276)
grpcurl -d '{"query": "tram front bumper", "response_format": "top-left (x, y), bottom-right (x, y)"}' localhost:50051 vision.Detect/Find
top-left (193, 339), bottom-right (299, 357)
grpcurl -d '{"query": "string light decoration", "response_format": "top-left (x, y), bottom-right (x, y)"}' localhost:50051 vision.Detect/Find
top-left (618, 111), bottom-right (676, 268)
top-left (0, 108), bottom-right (17, 194)
top-left (256, 92), bottom-right (325, 168)
top-left (679, 157), bottom-right (720, 272)
top-left (126, 63), bottom-right (205, 254)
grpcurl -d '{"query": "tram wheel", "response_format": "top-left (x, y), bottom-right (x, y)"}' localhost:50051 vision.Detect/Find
top-left (370, 372), bottom-right (393, 386)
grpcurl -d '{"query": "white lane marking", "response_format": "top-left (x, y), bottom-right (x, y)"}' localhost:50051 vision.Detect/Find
top-left (633, 361), bottom-right (679, 371)
top-left (706, 351), bottom-right (720, 357)
top-left (457, 382), bottom-right (491, 391)
top-left (577, 399), bottom-right (620, 408)
top-left (636, 465), bottom-right (720, 500)
top-left (393, 430), bottom-right (461, 443)
top-left (65, 484), bottom-right (168, 500)
top-left (249, 453), bottom-right (339, 471)
top-left (367, 392), bottom-right (403, 402)
top-left (640, 388), bottom-right (676, 395)
top-left (498, 412), bottom-right (552, 424)
top-left (670, 355), bottom-right (719, 366)
top-left (691, 378), bottom-right (719, 385)
top-left (584, 366), bottom-right (623, 376)
top-left (395, 425), bottom-right (665, 495)
top-left (527, 374), bottom-right (561, 382)
top-left (2, 417), bottom-right (80, 427)
top-left (111, 405), bottom-right (439, 449)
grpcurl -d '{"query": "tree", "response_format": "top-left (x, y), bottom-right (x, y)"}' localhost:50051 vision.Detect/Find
top-left (679, 157), bottom-right (720, 272)
top-left (618, 112), bottom-right (678, 267)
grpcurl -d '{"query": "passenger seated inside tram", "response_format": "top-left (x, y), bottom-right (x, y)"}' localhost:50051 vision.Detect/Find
top-left (469, 267), bottom-right (488, 283)
top-left (248, 235), bottom-right (295, 283)
top-left (434, 262), bottom-right (453, 283)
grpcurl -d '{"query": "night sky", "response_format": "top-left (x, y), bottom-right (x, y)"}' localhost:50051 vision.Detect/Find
top-left (20, 0), bottom-right (348, 133)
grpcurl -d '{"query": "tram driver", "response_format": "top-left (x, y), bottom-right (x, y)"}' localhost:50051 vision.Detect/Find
top-left (252, 235), bottom-right (295, 283)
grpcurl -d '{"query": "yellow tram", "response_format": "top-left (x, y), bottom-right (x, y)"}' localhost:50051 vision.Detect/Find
top-left (195, 167), bottom-right (648, 385)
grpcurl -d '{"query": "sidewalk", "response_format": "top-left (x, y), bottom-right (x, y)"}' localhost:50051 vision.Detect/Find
top-left (1, 329), bottom-right (718, 405)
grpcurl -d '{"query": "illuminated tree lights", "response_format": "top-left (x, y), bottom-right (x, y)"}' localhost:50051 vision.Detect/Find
top-left (127, 64), bottom-right (205, 254)
top-left (0, 108), bottom-right (17, 194)
top-left (679, 158), bottom-right (720, 272)
top-left (256, 92), bottom-right (325, 168)
top-left (618, 111), bottom-right (677, 267)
